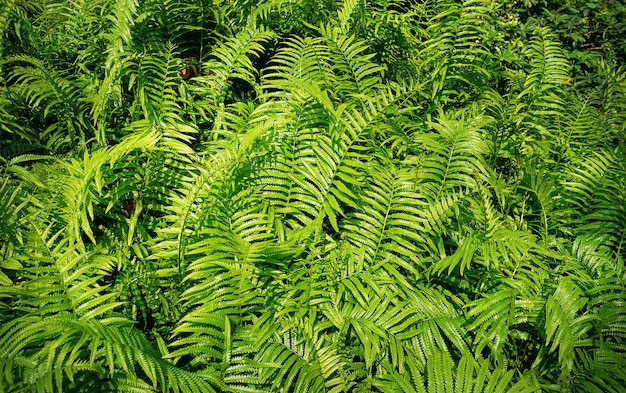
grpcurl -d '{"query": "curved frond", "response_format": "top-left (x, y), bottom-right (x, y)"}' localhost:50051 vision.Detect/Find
top-left (3, 55), bottom-right (94, 151)
top-left (415, 115), bottom-right (488, 200)
top-left (420, 0), bottom-right (497, 105)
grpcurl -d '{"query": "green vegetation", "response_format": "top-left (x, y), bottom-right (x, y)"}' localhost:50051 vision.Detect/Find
top-left (1, 0), bottom-right (624, 391)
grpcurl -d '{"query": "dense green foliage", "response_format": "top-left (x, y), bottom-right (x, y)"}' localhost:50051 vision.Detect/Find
top-left (1, 0), bottom-right (625, 392)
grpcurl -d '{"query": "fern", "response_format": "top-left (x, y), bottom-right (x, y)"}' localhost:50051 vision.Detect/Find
top-left (0, 179), bottom-right (30, 285)
top-left (90, 0), bottom-right (138, 144)
top-left (316, 22), bottom-right (385, 98)
top-left (195, 26), bottom-right (275, 106)
top-left (3, 55), bottom-right (94, 151)
top-left (518, 162), bottom-right (561, 245)
top-left (596, 61), bottom-right (626, 144)
top-left (420, 0), bottom-right (498, 106)
top-left (543, 277), bottom-right (595, 375)
top-left (515, 27), bottom-right (571, 150)
top-left (0, 0), bottom-right (16, 69)
top-left (341, 165), bottom-right (429, 269)
top-left (2, 0), bottom-right (626, 392)
top-left (467, 289), bottom-right (519, 358)
top-left (376, 351), bottom-right (539, 393)
top-left (551, 93), bottom-right (605, 165)
top-left (263, 35), bottom-right (334, 91)
top-left (415, 115), bottom-right (487, 200)
top-left (562, 147), bottom-right (626, 262)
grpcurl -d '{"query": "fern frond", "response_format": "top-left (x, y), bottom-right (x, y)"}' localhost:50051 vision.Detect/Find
top-left (0, 0), bottom-right (15, 58)
top-left (1, 239), bottom-right (226, 393)
top-left (316, 22), bottom-right (385, 97)
top-left (516, 27), bottom-right (571, 138)
top-left (195, 26), bottom-right (276, 106)
top-left (543, 277), bottom-right (596, 376)
top-left (587, 277), bottom-right (626, 354)
top-left (397, 284), bottom-right (472, 364)
top-left (263, 35), bottom-right (334, 92)
top-left (4, 319), bottom-right (225, 393)
top-left (420, 351), bottom-right (539, 393)
top-left (415, 115), bottom-right (487, 201)
top-left (466, 289), bottom-right (517, 357)
top-left (4, 55), bottom-right (94, 151)
top-left (420, 0), bottom-right (497, 105)
top-left (373, 355), bottom-right (427, 393)
top-left (552, 93), bottom-right (605, 164)
top-left (518, 162), bottom-right (561, 245)
top-left (341, 165), bottom-right (428, 271)
top-left (521, 27), bottom-right (571, 91)
top-left (254, 335), bottom-right (326, 393)
top-left (131, 41), bottom-right (189, 124)
top-left (596, 61), bottom-right (626, 143)
top-left (565, 347), bottom-right (626, 393)
top-left (562, 147), bottom-right (626, 261)
top-left (91, 0), bottom-right (139, 144)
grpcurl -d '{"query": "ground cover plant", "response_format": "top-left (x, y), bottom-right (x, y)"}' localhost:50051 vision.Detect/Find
top-left (0, 0), bottom-right (625, 392)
